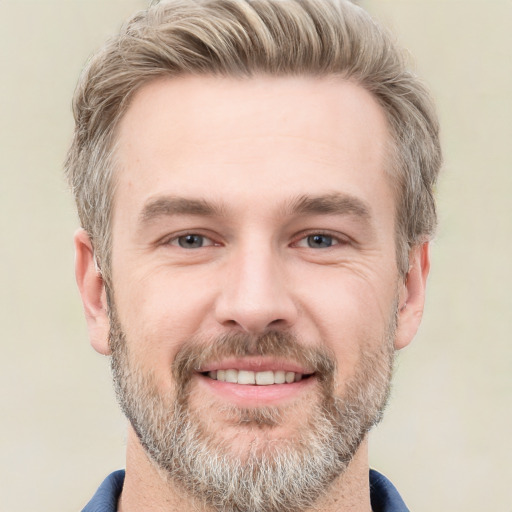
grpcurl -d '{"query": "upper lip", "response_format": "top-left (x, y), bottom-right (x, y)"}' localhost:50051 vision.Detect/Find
top-left (197, 357), bottom-right (314, 374)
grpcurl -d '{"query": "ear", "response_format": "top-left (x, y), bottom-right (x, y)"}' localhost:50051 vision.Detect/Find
top-left (394, 242), bottom-right (430, 350)
top-left (74, 228), bottom-right (111, 355)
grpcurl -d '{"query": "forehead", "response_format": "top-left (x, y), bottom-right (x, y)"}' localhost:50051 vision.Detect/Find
top-left (113, 75), bottom-right (392, 221)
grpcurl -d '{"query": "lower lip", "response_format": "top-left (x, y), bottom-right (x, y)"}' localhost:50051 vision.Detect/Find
top-left (196, 373), bottom-right (315, 406)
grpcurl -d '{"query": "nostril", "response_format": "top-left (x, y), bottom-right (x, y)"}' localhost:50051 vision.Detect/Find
top-left (268, 318), bottom-right (288, 328)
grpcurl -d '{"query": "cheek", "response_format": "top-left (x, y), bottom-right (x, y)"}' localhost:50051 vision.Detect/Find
top-left (112, 272), bottom-right (215, 383)
top-left (298, 269), bottom-right (396, 379)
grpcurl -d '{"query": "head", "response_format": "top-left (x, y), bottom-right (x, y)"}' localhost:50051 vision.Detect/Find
top-left (69, 1), bottom-right (440, 511)
top-left (66, 0), bottom-right (441, 285)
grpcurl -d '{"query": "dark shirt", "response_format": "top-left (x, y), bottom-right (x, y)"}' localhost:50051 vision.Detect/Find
top-left (82, 468), bottom-right (409, 511)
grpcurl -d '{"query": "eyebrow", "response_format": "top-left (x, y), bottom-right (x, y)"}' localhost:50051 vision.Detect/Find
top-left (139, 196), bottom-right (226, 225)
top-left (283, 193), bottom-right (371, 219)
top-left (138, 192), bottom-right (371, 227)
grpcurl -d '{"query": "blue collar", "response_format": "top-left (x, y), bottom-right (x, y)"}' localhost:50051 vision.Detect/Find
top-left (83, 468), bottom-right (409, 511)
top-left (369, 469), bottom-right (410, 511)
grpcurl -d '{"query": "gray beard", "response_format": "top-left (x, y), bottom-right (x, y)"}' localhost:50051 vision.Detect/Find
top-left (109, 311), bottom-right (396, 512)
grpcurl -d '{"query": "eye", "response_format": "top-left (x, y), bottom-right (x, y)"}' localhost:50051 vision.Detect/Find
top-left (306, 234), bottom-right (334, 248)
top-left (295, 233), bottom-right (343, 249)
top-left (170, 234), bottom-right (215, 249)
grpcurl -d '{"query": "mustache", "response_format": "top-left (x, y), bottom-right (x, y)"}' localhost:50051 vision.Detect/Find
top-left (172, 331), bottom-right (337, 389)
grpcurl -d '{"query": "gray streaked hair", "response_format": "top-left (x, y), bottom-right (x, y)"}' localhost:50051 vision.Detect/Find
top-left (65, 0), bottom-right (441, 283)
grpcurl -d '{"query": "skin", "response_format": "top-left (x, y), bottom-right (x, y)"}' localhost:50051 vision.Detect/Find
top-left (74, 75), bottom-right (430, 511)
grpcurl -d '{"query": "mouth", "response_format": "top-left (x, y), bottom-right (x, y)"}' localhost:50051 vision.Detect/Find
top-left (195, 359), bottom-right (316, 406)
top-left (201, 369), bottom-right (313, 385)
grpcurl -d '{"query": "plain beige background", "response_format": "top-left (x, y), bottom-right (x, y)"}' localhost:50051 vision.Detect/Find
top-left (1, 1), bottom-right (510, 511)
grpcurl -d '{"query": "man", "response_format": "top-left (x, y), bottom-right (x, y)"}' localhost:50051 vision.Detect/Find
top-left (66, 0), bottom-right (441, 510)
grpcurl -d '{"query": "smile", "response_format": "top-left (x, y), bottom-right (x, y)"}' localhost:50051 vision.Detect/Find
top-left (196, 358), bottom-right (317, 405)
top-left (203, 369), bottom-right (310, 385)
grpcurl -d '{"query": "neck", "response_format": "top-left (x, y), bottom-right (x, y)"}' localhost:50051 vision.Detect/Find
top-left (118, 426), bottom-right (372, 512)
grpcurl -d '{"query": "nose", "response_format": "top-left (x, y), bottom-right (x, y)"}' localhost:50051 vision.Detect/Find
top-left (214, 243), bottom-right (299, 334)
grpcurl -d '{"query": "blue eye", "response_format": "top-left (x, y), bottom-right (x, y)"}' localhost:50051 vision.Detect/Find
top-left (306, 234), bottom-right (334, 248)
top-left (177, 234), bottom-right (206, 248)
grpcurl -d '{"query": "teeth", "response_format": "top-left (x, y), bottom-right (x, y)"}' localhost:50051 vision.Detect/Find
top-left (274, 370), bottom-right (285, 384)
top-left (225, 369), bottom-right (238, 383)
top-left (238, 370), bottom-right (255, 385)
top-left (255, 371), bottom-right (274, 385)
top-left (208, 369), bottom-right (306, 385)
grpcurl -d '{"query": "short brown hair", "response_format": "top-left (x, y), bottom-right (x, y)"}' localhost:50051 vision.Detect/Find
top-left (65, 0), bottom-right (441, 282)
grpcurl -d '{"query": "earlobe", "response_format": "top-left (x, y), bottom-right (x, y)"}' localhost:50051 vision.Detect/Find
top-left (394, 242), bottom-right (430, 350)
top-left (74, 228), bottom-right (111, 355)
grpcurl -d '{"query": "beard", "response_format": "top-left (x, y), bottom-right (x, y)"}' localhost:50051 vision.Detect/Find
top-left (109, 304), bottom-right (396, 512)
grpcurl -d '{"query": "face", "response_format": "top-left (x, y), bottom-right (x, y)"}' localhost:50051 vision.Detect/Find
top-left (76, 75), bottom-right (429, 511)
